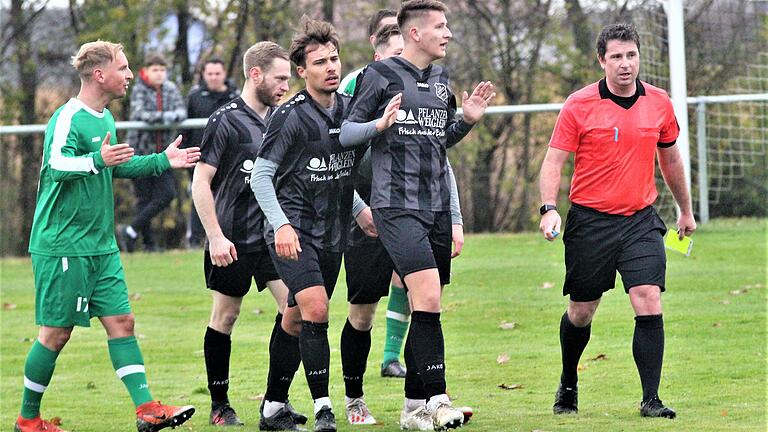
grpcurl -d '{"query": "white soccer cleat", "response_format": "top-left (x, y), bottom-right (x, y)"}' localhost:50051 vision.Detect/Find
top-left (429, 401), bottom-right (464, 430)
top-left (345, 397), bottom-right (377, 425)
top-left (399, 406), bottom-right (433, 431)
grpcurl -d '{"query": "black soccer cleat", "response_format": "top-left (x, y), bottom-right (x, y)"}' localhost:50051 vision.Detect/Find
top-left (285, 400), bottom-right (308, 425)
top-left (553, 384), bottom-right (578, 415)
top-left (313, 406), bottom-right (336, 432)
top-left (210, 403), bottom-right (244, 426)
top-left (640, 396), bottom-right (677, 419)
top-left (259, 400), bottom-right (305, 431)
top-left (381, 360), bottom-right (407, 378)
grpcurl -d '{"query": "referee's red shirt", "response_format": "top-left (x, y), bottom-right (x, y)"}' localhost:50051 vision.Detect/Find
top-left (548, 79), bottom-right (679, 215)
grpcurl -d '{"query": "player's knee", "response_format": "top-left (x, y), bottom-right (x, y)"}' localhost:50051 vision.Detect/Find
top-left (568, 307), bottom-right (595, 327)
top-left (349, 314), bottom-right (374, 331)
top-left (301, 300), bottom-right (329, 322)
top-left (39, 332), bottom-right (71, 351)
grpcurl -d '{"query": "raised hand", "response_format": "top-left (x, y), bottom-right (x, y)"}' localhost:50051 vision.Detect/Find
top-left (461, 81), bottom-right (496, 124)
top-left (164, 135), bottom-right (201, 168)
top-left (376, 93), bottom-right (402, 132)
top-left (100, 132), bottom-right (134, 167)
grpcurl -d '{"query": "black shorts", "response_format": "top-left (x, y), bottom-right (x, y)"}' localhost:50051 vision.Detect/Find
top-left (269, 241), bottom-right (342, 308)
top-left (344, 240), bottom-right (395, 304)
top-left (204, 249), bottom-right (279, 297)
top-left (563, 204), bottom-right (668, 302)
top-left (372, 207), bottom-right (451, 286)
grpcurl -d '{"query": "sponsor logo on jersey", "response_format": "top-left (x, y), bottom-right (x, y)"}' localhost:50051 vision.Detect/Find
top-left (240, 159), bottom-right (255, 174)
top-left (307, 157), bottom-right (328, 172)
top-left (395, 109), bottom-right (419, 125)
top-left (434, 82), bottom-right (449, 102)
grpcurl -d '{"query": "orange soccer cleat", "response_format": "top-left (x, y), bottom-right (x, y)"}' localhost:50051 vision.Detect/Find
top-left (135, 400), bottom-right (195, 432)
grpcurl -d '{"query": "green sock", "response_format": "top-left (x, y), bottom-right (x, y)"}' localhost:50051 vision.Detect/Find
top-left (383, 284), bottom-right (410, 366)
top-left (20, 340), bottom-right (60, 419)
top-left (108, 336), bottom-right (153, 407)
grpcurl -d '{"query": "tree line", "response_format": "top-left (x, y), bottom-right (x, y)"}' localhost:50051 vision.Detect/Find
top-left (1, 0), bottom-right (764, 256)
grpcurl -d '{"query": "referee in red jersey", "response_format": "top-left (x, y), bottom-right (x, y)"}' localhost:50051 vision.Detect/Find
top-left (538, 23), bottom-right (696, 419)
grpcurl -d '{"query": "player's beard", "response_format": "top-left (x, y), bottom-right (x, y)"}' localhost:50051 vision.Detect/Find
top-left (255, 82), bottom-right (278, 107)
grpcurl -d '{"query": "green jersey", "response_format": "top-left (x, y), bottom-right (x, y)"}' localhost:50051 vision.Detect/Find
top-left (338, 67), bottom-right (364, 97)
top-left (29, 98), bottom-right (171, 256)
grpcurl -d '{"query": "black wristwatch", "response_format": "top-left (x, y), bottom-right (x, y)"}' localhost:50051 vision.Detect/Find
top-left (539, 204), bottom-right (557, 215)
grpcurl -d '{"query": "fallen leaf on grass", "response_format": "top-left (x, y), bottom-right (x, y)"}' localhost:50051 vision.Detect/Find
top-left (49, 417), bottom-right (62, 426)
top-left (730, 289), bottom-right (749, 295)
top-left (497, 383), bottom-right (523, 390)
top-left (589, 353), bottom-right (608, 361)
top-left (499, 321), bottom-right (517, 330)
top-left (129, 293), bottom-right (141, 301)
top-left (252, 308), bottom-right (263, 315)
top-left (497, 353), bottom-right (510, 364)
top-left (248, 393), bottom-right (265, 401)
top-left (712, 323), bottom-right (722, 328)
top-left (3, 303), bottom-right (17, 310)
top-left (720, 300), bottom-right (731, 305)
top-left (20, 337), bottom-right (33, 343)
top-left (540, 282), bottom-right (554, 289)
top-left (720, 410), bottom-right (728, 416)
top-left (577, 363), bottom-right (587, 371)
top-left (86, 381), bottom-right (96, 389)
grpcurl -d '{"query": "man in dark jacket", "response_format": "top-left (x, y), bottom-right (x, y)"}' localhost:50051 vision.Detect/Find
top-left (185, 58), bottom-right (240, 247)
top-left (121, 53), bottom-right (187, 252)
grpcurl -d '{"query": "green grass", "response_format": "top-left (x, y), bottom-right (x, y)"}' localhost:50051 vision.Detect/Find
top-left (1, 219), bottom-right (765, 431)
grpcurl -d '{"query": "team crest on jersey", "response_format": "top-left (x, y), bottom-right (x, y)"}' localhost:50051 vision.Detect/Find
top-left (434, 83), bottom-right (448, 102)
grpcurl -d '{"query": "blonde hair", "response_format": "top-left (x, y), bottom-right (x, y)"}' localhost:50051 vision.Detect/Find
top-left (71, 41), bottom-right (124, 80)
top-left (242, 41), bottom-right (289, 79)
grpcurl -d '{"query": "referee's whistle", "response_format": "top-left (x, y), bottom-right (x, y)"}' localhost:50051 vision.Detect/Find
top-left (613, 127), bottom-right (619, 142)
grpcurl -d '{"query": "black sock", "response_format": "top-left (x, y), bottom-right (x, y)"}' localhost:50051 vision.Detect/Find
top-left (265, 314), bottom-right (301, 403)
top-left (340, 319), bottom-right (371, 399)
top-left (204, 326), bottom-right (231, 405)
top-left (560, 311), bottom-right (591, 388)
top-left (299, 320), bottom-right (330, 400)
top-left (403, 331), bottom-right (426, 400)
top-left (633, 314), bottom-right (664, 402)
top-left (409, 311), bottom-right (446, 398)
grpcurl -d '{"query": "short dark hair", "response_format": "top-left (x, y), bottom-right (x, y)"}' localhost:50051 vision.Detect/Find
top-left (144, 53), bottom-right (167, 67)
top-left (596, 23), bottom-right (640, 60)
top-left (202, 57), bottom-right (225, 70)
top-left (367, 9), bottom-right (397, 37)
top-left (289, 15), bottom-right (340, 68)
top-left (374, 24), bottom-right (401, 51)
top-left (397, 0), bottom-right (448, 30)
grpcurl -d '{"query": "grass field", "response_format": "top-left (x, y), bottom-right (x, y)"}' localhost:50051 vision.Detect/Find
top-left (1, 219), bottom-right (765, 431)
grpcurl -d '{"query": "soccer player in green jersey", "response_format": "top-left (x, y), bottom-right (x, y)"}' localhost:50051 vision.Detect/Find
top-left (15, 41), bottom-right (201, 432)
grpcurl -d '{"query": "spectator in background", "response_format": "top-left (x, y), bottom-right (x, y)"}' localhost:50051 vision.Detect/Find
top-left (121, 53), bottom-right (187, 252)
top-left (185, 58), bottom-right (240, 248)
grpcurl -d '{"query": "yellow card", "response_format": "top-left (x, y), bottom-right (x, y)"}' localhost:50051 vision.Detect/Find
top-left (664, 229), bottom-right (693, 257)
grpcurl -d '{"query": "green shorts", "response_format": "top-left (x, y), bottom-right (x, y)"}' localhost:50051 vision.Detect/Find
top-left (31, 252), bottom-right (131, 327)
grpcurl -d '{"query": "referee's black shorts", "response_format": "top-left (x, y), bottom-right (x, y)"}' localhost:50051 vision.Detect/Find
top-left (562, 204), bottom-right (668, 302)
top-left (344, 239), bottom-right (395, 304)
top-left (268, 240), bottom-right (342, 308)
top-left (204, 248), bottom-right (279, 297)
top-left (372, 207), bottom-right (451, 286)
